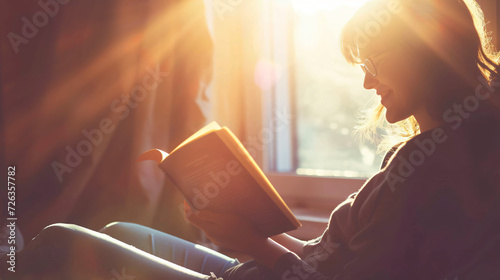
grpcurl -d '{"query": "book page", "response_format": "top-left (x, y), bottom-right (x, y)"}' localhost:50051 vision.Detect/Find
top-left (216, 128), bottom-right (300, 228)
top-left (160, 132), bottom-right (299, 236)
top-left (170, 122), bottom-right (221, 154)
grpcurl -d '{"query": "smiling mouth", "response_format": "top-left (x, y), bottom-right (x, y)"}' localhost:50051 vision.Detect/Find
top-left (378, 90), bottom-right (392, 105)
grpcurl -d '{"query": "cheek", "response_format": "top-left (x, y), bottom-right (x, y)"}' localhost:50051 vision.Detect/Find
top-left (378, 57), bottom-right (429, 117)
top-left (383, 82), bottom-right (420, 122)
top-left (379, 53), bottom-right (422, 91)
top-left (384, 94), bottom-right (414, 123)
top-left (383, 64), bottom-right (425, 106)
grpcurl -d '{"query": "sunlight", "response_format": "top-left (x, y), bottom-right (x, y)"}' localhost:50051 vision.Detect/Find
top-left (14, 0), bottom-right (209, 172)
top-left (292, 0), bottom-right (370, 14)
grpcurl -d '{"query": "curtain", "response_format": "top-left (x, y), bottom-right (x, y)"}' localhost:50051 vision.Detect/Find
top-left (205, 0), bottom-right (266, 137)
top-left (1, 0), bottom-right (212, 242)
top-left (205, 0), bottom-right (291, 168)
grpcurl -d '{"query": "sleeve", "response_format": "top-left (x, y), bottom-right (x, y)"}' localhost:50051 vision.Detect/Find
top-left (300, 194), bottom-right (357, 276)
top-left (273, 173), bottom-right (404, 280)
top-left (295, 145), bottom-right (402, 277)
top-left (269, 127), bottom-right (458, 280)
top-left (380, 142), bottom-right (403, 170)
top-left (226, 120), bottom-right (500, 280)
top-left (267, 169), bottom-right (420, 280)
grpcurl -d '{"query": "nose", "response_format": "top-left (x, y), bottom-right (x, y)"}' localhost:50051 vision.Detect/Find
top-left (363, 72), bottom-right (378, 90)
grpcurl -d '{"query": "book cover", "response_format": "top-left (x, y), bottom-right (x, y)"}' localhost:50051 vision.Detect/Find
top-left (139, 122), bottom-right (301, 237)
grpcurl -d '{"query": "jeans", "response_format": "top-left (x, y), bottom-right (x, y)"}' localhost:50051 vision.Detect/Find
top-left (5, 222), bottom-right (239, 279)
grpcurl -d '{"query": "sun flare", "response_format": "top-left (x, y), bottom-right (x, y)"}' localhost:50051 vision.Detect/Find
top-left (292, 0), bottom-right (370, 14)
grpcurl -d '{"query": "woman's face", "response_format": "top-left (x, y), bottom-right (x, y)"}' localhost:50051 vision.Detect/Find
top-left (360, 42), bottom-right (430, 124)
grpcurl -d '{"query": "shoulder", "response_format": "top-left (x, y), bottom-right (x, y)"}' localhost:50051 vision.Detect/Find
top-left (380, 142), bottom-right (402, 170)
top-left (384, 111), bottom-right (500, 188)
top-left (352, 112), bottom-right (500, 223)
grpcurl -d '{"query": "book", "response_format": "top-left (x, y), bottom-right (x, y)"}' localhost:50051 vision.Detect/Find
top-left (138, 122), bottom-right (301, 237)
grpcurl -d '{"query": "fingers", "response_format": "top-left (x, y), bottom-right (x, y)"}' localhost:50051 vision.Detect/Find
top-left (183, 202), bottom-right (212, 226)
top-left (183, 201), bottom-right (240, 233)
top-left (187, 211), bottom-right (221, 236)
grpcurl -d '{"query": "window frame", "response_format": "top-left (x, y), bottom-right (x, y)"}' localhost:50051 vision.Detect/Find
top-left (243, 0), bottom-right (499, 218)
top-left (241, 1), bottom-right (370, 220)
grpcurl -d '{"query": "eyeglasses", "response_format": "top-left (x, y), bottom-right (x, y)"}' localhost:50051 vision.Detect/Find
top-left (360, 50), bottom-right (389, 77)
top-left (360, 58), bottom-right (377, 77)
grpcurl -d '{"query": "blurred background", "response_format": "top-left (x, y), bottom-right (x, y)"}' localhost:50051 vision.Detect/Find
top-left (1, 0), bottom-right (498, 245)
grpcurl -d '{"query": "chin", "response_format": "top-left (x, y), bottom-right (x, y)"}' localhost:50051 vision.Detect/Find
top-left (384, 110), bottom-right (407, 124)
top-left (385, 116), bottom-right (400, 124)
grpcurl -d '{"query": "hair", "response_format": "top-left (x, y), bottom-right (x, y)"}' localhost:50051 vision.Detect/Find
top-left (340, 0), bottom-right (500, 153)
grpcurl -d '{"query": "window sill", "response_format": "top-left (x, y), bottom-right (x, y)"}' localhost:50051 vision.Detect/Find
top-left (267, 172), bottom-right (364, 209)
top-left (267, 172), bottom-right (366, 240)
top-left (287, 207), bottom-right (329, 240)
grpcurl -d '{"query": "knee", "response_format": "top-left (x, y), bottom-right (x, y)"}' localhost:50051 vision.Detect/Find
top-left (99, 222), bottom-right (139, 240)
top-left (42, 223), bottom-right (80, 231)
top-left (35, 223), bottom-right (84, 242)
top-left (25, 223), bottom-right (91, 254)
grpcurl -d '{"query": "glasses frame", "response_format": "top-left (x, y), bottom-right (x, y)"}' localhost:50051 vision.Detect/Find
top-left (360, 50), bottom-right (391, 77)
top-left (360, 58), bottom-right (377, 77)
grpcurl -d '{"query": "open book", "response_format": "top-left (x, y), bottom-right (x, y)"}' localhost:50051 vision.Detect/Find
top-left (138, 122), bottom-right (301, 237)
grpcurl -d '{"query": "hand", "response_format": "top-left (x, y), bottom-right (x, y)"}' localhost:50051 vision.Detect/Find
top-left (184, 201), bottom-right (267, 254)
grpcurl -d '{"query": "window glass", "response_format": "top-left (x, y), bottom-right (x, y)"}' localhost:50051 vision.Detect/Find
top-left (292, 0), bottom-right (383, 178)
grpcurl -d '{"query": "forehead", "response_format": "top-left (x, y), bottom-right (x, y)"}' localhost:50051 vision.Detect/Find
top-left (358, 38), bottom-right (390, 60)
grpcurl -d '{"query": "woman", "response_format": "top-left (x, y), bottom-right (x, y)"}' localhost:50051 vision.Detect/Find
top-left (196, 0), bottom-right (500, 278)
top-left (5, 0), bottom-right (500, 279)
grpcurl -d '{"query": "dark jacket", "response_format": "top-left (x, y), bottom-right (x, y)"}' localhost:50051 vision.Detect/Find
top-left (224, 108), bottom-right (500, 280)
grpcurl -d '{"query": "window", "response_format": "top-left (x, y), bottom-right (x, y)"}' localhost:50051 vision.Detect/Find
top-left (204, 0), bottom-right (499, 214)
top-left (263, 0), bottom-right (382, 179)
top-left (264, 0), bottom-right (499, 179)
top-left (292, 1), bottom-right (383, 178)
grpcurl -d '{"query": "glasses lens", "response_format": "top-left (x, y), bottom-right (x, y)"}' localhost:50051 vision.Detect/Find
top-left (360, 65), bottom-right (367, 74)
top-left (364, 59), bottom-right (376, 76)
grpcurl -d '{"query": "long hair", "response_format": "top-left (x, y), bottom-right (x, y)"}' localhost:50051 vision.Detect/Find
top-left (340, 0), bottom-right (500, 152)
